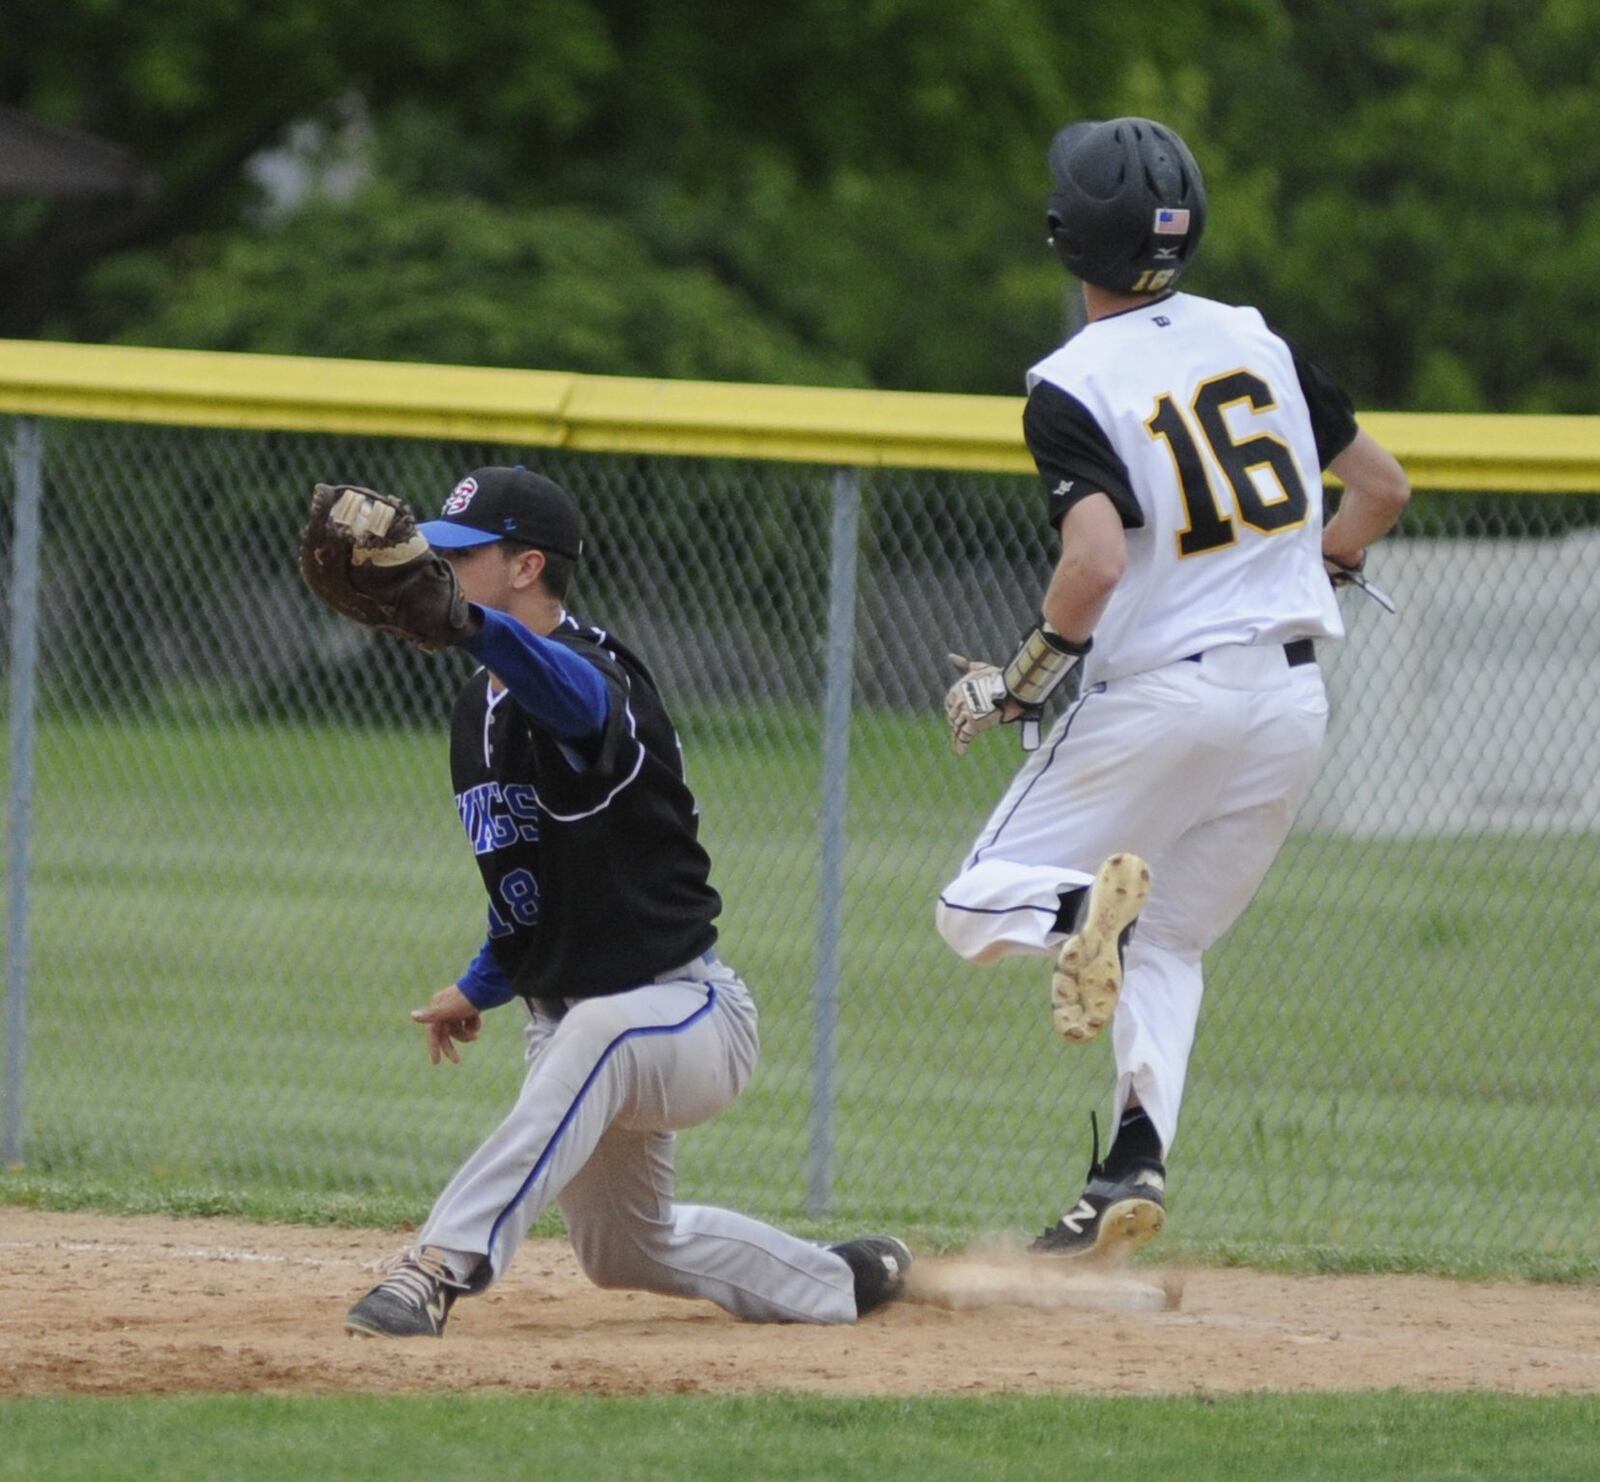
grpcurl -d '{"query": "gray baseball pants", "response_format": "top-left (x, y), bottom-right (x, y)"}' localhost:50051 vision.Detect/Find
top-left (419, 952), bottom-right (858, 1323)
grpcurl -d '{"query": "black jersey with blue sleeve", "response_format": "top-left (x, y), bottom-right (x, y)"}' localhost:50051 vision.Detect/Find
top-left (448, 612), bottom-right (721, 1003)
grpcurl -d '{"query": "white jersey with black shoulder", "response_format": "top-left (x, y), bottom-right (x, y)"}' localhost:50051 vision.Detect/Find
top-left (1023, 291), bottom-right (1359, 687)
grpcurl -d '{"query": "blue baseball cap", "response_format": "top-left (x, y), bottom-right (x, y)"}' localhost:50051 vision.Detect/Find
top-left (420, 466), bottom-right (584, 557)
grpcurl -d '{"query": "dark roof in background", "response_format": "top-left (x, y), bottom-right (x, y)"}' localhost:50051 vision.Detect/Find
top-left (0, 105), bottom-right (154, 197)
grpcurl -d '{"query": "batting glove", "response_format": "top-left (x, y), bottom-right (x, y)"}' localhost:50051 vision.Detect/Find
top-left (945, 654), bottom-right (1007, 755)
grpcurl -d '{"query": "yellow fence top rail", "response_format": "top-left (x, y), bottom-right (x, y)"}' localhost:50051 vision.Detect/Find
top-left (2, 338), bottom-right (1598, 491)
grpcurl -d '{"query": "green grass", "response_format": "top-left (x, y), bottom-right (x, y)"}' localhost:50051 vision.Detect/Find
top-left (2, 711), bottom-right (1599, 1279)
top-left (2, 1393), bottom-right (1597, 1481)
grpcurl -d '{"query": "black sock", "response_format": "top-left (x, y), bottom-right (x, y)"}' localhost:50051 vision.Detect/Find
top-left (1053, 886), bottom-right (1087, 935)
top-left (1104, 1105), bottom-right (1162, 1175)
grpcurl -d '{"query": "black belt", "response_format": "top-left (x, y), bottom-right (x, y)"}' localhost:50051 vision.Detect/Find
top-left (523, 949), bottom-right (722, 1021)
top-left (1182, 639), bottom-right (1315, 668)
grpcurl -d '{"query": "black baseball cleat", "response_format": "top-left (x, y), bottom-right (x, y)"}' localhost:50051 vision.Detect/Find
top-left (345, 1247), bottom-right (465, 1338)
top-left (830, 1235), bottom-right (913, 1317)
top-left (1032, 1120), bottom-right (1167, 1261)
top-left (1031, 1162), bottom-right (1167, 1260)
top-left (1051, 852), bottom-right (1150, 1043)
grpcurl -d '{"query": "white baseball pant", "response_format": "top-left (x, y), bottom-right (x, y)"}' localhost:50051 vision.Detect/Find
top-left (936, 643), bottom-right (1328, 1152)
top-left (419, 953), bottom-right (857, 1323)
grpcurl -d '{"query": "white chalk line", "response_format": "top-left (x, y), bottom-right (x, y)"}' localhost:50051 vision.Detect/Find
top-left (0, 1238), bottom-right (367, 1270)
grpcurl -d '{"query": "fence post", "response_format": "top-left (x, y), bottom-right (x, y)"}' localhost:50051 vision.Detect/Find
top-left (4, 417), bottom-right (43, 1167)
top-left (810, 466), bottom-right (860, 1217)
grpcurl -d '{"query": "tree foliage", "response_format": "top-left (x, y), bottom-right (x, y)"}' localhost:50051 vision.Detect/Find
top-left (4, 0), bottom-right (1598, 408)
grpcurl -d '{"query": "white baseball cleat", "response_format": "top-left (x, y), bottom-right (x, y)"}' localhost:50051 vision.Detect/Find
top-left (1050, 852), bottom-right (1151, 1043)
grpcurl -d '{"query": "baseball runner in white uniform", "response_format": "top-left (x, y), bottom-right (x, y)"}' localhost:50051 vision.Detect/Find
top-left (298, 468), bottom-right (911, 1335)
top-left (937, 118), bottom-right (1411, 1258)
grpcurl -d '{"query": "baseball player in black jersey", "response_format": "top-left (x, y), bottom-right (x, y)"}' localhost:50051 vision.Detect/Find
top-left (299, 467), bottom-right (910, 1336)
top-left (938, 119), bottom-right (1409, 1261)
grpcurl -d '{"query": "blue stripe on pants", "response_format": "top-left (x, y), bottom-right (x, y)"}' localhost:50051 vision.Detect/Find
top-left (484, 986), bottom-right (719, 1266)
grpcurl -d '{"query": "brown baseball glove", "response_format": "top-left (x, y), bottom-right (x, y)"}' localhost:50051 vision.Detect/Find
top-left (299, 483), bottom-right (478, 651)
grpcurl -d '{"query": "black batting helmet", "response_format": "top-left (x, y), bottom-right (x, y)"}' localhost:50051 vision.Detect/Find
top-left (1046, 117), bottom-right (1207, 294)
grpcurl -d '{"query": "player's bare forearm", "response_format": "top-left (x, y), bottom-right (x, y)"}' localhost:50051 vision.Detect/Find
top-left (942, 500), bottom-right (1113, 749)
top-left (1041, 493), bottom-right (1127, 644)
top-left (1323, 429), bottom-right (1410, 565)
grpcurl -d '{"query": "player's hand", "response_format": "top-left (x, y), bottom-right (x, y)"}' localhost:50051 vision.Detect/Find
top-left (299, 483), bottom-right (480, 652)
top-left (1322, 547), bottom-right (1398, 612)
top-left (1322, 547), bottom-right (1367, 586)
top-left (945, 654), bottom-right (1012, 755)
top-left (411, 985), bottom-right (483, 1065)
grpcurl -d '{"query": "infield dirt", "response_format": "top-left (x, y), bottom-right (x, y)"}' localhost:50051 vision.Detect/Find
top-left (4, 1209), bottom-right (1597, 1397)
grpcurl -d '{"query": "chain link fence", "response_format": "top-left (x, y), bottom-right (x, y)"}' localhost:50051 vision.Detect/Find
top-left (3, 412), bottom-right (1598, 1274)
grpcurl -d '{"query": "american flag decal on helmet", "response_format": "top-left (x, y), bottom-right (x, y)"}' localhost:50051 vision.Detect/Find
top-left (1153, 208), bottom-right (1191, 235)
